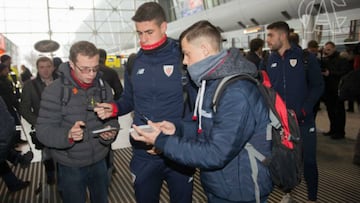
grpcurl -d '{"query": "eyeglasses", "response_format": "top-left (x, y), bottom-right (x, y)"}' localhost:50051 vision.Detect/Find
top-left (74, 63), bottom-right (100, 74)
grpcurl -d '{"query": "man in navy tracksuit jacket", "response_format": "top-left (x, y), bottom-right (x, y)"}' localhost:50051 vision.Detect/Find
top-left (95, 2), bottom-right (197, 203)
top-left (265, 21), bottom-right (324, 202)
top-left (131, 20), bottom-right (273, 203)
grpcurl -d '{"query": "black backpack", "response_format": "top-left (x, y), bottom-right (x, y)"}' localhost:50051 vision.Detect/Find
top-left (212, 71), bottom-right (303, 197)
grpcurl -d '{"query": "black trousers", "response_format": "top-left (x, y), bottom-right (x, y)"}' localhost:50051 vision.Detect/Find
top-left (324, 96), bottom-right (346, 136)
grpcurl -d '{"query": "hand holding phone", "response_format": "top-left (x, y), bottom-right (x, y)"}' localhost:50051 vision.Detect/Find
top-left (92, 126), bottom-right (119, 134)
top-left (129, 125), bottom-right (154, 136)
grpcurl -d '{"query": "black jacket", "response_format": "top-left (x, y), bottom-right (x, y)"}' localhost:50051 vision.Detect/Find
top-left (20, 76), bottom-right (46, 126)
top-left (322, 51), bottom-right (352, 97)
top-left (99, 65), bottom-right (123, 100)
top-left (0, 97), bottom-right (15, 162)
top-left (246, 51), bottom-right (261, 69)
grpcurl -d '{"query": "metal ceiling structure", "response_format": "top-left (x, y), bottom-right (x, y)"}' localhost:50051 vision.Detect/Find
top-left (1, 0), bottom-right (360, 67)
top-left (0, 0), bottom-right (149, 63)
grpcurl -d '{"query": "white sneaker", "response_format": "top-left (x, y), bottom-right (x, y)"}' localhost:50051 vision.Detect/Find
top-left (280, 193), bottom-right (296, 203)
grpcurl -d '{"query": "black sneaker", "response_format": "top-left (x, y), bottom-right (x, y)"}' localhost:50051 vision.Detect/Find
top-left (19, 151), bottom-right (34, 169)
top-left (9, 180), bottom-right (30, 192)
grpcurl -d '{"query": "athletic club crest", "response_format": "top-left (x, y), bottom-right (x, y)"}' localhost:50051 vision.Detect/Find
top-left (163, 65), bottom-right (174, 77)
top-left (289, 59), bottom-right (297, 67)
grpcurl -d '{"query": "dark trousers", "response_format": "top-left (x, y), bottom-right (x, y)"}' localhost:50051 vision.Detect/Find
top-left (130, 151), bottom-right (193, 203)
top-left (57, 159), bottom-right (108, 203)
top-left (0, 161), bottom-right (11, 175)
top-left (324, 96), bottom-right (346, 136)
top-left (300, 122), bottom-right (318, 201)
top-left (0, 161), bottom-right (21, 190)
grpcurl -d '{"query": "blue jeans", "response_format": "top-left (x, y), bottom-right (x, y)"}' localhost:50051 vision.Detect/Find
top-left (57, 159), bottom-right (108, 203)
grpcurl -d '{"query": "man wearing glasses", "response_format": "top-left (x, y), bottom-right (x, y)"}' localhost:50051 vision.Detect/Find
top-left (36, 41), bottom-right (120, 203)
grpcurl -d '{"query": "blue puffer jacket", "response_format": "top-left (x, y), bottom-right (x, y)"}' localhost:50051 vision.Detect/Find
top-left (155, 48), bottom-right (273, 201)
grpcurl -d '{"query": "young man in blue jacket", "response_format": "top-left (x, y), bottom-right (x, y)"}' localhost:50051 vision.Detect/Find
top-left (130, 20), bottom-right (273, 203)
top-left (265, 21), bottom-right (324, 203)
top-left (95, 2), bottom-right (197, 203)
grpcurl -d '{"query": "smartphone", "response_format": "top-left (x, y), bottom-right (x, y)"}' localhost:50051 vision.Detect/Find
top-left (129, 125), bottom-right (154, 136)
top-left (92, 126), bottom-right (119, 134)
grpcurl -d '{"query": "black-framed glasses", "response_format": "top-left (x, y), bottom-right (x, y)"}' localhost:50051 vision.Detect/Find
top-left (74, 63), bottom-right (100, 74)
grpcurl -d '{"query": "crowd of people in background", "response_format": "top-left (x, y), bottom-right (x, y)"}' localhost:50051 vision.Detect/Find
top-left (1, 2), bottom-right (360, 203)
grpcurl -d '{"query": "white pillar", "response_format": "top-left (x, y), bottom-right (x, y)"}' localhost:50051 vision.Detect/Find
top-left (301, 14), bottom-right (315, 48)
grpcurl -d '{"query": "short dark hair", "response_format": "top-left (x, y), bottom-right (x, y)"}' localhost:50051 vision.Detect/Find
top-left (132, 2), bottom-right (166, 25)
top-left (249, 38), bottom-right (264, 52)
top-left (36, 56), bottom-right (53, 68)
top-left (179, 20), bottom-right (222, 51)
top-left (69, 41), bottom-right (99, 63)
top-left (53, 57), bottom-right (63, 69)
top-left (0, 54), bottom-right (11, 63)
top-left (289, 32), bottom-right (300, 45)
top-left (307, 40), bottom-right (319, 49)
top-left (98, 48), bottom-right (107, 64)
top-left (267, 21), bottom-right (290, 37)
top-left (325, 41), bottom-right (336, 47)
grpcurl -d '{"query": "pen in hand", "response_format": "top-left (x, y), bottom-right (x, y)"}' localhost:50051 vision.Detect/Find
top-left (138, 111), bottom-right (150, 123)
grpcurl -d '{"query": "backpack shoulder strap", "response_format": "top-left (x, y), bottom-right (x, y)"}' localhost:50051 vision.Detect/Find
top-left (126, 53), bottom-right (137, 76)
top-left (60, 73), bottom-right (72, 106)
top-left (98, 77), bottom-right (107, 102)
top-left (302, 49), bottom-right (310, 83)
top-left (212, 73), bottom-right (259, 113)
top-left (302, 49), bottom-right (309, 71)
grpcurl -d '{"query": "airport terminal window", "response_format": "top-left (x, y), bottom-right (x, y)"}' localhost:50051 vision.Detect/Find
top-left (160, 0), bottom-right (234, 22)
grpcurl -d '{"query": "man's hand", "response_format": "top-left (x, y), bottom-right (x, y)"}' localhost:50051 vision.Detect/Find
top-left (94, 103), bottom-right (113, 120)
top-left (69, 121), bottom-right (85, 141)
top-left (98, 127), bottom-right (117, 141)
top-left (156, 121), bottom-right (176, 135)
top-left (131, 121), bottom-right (160, 145)
top-left (146, 147), bottom-right (162, 155)
top-left (321, 69), bottom-right (330, 77)
top-left (131, 121), bottom-right (176, 145)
